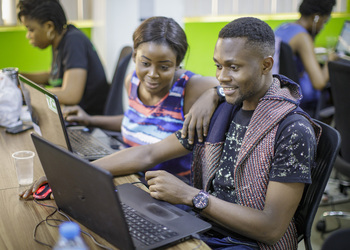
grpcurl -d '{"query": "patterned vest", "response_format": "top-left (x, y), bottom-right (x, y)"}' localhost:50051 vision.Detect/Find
top-left (191, 75), bottom-right (321, 249)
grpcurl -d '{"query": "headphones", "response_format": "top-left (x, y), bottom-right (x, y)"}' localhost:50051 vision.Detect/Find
top-left (314, 15), bottom-right (320, 23)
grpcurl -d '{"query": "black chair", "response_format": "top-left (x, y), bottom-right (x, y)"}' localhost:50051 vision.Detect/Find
top-left (294, 119), bottom-right (341, 250)
top-left (321, 228), bottom-right (350, 250)
top-left (103, 46), bottom-right (133, 116)
top-left (316, 59), bottom-right (350, 232)
top-left (278, 41), bottom-right (300, 84)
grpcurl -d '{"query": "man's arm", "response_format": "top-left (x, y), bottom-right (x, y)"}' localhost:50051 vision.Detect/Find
top-left (93, 133), bottom-right (190, 176)
top-left (145, 171), bottom-right (304, 245)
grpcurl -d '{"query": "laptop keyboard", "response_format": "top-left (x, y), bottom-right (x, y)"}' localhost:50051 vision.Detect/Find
top-left (68, 129), bottom-right (114, 157)
top-left (121, 203), bottom-right (178, 246)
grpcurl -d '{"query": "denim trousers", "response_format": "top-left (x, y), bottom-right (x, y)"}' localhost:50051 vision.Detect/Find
top-left (200, 234), bottom-right (259, 250)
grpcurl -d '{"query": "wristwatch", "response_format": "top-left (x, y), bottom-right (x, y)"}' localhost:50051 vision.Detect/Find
top-left (214, 86), bottom-right (225, 102)
top-left (192, 190), bottom-right (209, 213)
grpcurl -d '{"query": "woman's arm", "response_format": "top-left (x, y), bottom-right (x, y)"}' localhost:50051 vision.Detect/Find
top-left (290, 32), bottom-right (330, 90)
top-left (49, 68), bottom-right (87, 105)
top-left (20, 71), bottom-right (50, 86)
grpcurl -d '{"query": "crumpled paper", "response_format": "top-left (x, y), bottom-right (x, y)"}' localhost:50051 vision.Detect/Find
top-left (0, 72), bottom-right (23, 127)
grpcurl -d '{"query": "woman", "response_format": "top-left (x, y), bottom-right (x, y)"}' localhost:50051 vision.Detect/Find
top-left (59, 16), bottom-right (218, 182)
top-left (17, 0), bottom-right (109, 115)
top-left (275, 0), bottom-right (337, 117)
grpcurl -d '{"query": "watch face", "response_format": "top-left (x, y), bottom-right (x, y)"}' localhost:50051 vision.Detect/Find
top-left (193, 191), bottom-right (209, 209)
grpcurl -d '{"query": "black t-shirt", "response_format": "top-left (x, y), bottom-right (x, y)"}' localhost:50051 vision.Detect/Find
top-left (50, 25), bottom-right (109, 115)
top-left (176, 108), bottom-right (316, 203)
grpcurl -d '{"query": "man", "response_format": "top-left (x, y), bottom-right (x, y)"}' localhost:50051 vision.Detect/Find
top-left (24, 17), bottom-right (320, 249)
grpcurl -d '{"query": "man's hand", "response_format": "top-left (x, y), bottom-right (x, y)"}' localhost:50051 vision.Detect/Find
top-left (145, 170), bottom-right (198, 206)
top-left (63, 105), bottom-right (91, 126)
top-left (181, 88), bottom-right (219, 144)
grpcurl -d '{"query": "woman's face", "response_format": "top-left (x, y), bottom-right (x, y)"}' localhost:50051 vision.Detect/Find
top-left (21, 16), bottom-right (52, 49)
top-left (134, 42), bottom-right (177, 97)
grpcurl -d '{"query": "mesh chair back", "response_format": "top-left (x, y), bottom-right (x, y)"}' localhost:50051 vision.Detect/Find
top-left (294, 120), bottom-right (341, 250)
top-left (329, 60), bottom-right (350, 162)
top-left (104, 46), bottom-right (133, 116)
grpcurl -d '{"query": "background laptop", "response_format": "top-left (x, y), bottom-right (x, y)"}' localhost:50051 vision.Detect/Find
top-left (19, 75), bottom-right (125, 161)
top-left (335, 20), bottom-right (350, 59)
top-left (31, 133), bottom-right (211, 250)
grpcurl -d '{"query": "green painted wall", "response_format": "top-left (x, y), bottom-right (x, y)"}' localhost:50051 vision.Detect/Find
top-left (0, 26), bottom-right (91, 72)
top-left (184, 15), bottom-right (350, 77)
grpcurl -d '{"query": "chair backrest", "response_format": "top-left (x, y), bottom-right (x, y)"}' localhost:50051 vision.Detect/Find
top-left (278, 41), bottom-right (300, 84)
top-left (294, 119), bottom-right (341, 250)
top-left (321, 227), bottom-right (350, 250)
top-left (329, 60), bottom-right (350, 162)
top-left (103, 46), bottom-right (133, 116)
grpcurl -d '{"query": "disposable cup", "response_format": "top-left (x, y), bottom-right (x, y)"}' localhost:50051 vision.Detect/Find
top-left (12, 151), bottom-right (35, 186)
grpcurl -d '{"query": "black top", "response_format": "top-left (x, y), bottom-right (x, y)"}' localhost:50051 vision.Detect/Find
top-left (50, 25), bottom-right (109, 115)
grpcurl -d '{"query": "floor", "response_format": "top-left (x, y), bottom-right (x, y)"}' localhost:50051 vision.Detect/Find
top-left (298, 177), bottom-right (350, 250)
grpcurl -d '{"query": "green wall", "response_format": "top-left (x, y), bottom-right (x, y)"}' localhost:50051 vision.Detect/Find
top-left (184, 15), bottom-right (350, 77)
top-left (0, 26), bottom-right (91, 72)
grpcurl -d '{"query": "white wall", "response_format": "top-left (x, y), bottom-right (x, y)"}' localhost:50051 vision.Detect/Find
top-left (91, 0), bottom-right (185, 82)
top-left (92, 0), bottom-right (139, 83)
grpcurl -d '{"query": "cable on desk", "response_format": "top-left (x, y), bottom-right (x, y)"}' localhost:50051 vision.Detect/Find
top-left (33, 199), bottom-right (113, 250)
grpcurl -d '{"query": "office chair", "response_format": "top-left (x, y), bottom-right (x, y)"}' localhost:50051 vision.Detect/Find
top-left (321, 228), bottom-right (350, 250)
top-left (278, 41), bottom-right (300, 84)
top-left (316, 59), bottom-right (350, 234)
top-left (294, 119), bottom-right (341, 250)
top-left (103, 46), bottom-right (133, 116)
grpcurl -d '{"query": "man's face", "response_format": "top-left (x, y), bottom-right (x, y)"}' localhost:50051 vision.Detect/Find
top-left (213, 37), bottom-right (269, 110)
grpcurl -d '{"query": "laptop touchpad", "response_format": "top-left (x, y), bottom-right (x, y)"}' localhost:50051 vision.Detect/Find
top-left (145, 204), bottom-right (179, 220)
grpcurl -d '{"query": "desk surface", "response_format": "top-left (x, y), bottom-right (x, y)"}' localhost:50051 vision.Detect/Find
top-left (0, 128), bottom-right (209, 249)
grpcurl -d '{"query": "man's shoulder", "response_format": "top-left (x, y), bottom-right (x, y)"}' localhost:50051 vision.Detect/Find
top-left (277, 111), bottom-right (314, 137)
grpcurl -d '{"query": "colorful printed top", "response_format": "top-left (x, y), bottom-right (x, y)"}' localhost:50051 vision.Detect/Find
top-left (121, 70), bottom-right (195, 180)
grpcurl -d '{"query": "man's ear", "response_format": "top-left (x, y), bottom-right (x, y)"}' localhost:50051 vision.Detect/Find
top-left (262, 56), bottom-right (274, 74)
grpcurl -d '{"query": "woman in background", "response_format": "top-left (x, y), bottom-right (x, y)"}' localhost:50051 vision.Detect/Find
top-left (17, 0), bottom-right (109, 115)
top-left (275, 0), bottom-right (337, 117)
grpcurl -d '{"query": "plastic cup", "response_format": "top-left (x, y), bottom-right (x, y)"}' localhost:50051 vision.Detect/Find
top-left (12, 151), bottom-right (35, 186)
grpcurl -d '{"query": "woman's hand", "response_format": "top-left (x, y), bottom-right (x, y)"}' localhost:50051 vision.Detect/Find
top-left (19, 176), bottom-right (53, 200)
top-left (181, 88), bottom-right (219, 144)
top-left (63, 105), bottom-right (91, 126)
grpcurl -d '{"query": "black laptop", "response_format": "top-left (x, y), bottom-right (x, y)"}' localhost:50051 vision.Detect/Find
top-left (31, 133), bottom-right (211, 250)
top-left (19, 75), bottom-right (125, 161)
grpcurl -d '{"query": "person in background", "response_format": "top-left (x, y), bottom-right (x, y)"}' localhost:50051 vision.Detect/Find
top-left (25, 17), bottom-right (320, 249)
top-left (274, 0), bottom-right (337, 117)
top-left (62, 16), bottom-right (219, 182)
top-left (17, 0), bottom-right (109, 115)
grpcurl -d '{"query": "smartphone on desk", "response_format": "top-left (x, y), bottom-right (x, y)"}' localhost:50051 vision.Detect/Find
top-left (5, 124), bottom-right (33, 134)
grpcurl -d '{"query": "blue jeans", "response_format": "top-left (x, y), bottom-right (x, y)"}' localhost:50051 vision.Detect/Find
top-left (200, 234), bottom-right (259, 250)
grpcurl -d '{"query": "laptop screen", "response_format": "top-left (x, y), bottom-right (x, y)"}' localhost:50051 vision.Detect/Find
top-left (19, 75), bottom-right (72, 151)
top-left (335, 21), bottom-right (350, 57)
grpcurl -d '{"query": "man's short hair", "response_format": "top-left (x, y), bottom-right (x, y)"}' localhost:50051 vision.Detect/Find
top-left (219, 17), bottom-right (275, 57)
